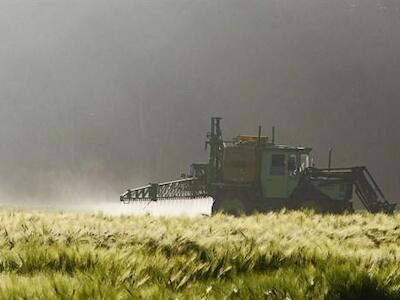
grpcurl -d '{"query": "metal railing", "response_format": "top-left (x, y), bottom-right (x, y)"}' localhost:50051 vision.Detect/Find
top-left (120, 177), bottom-right (209, 203)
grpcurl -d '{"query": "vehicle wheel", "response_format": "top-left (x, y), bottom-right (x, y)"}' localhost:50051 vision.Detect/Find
top-left (212, 192), bottom-right (247, 216)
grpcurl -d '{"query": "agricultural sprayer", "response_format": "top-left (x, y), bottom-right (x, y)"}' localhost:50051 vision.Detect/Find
top-left (121, 117), bottom-right (395, 214)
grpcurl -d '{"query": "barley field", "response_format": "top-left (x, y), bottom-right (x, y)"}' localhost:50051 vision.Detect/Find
top-left (0, 209), bottom-right (399, 299)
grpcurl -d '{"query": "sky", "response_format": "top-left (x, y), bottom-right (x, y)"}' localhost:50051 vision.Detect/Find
top-left (0, 0), bottom-right (399, 204)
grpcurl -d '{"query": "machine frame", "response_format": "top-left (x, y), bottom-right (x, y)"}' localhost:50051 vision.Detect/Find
top-left (120, 117), bottom-right (395, 214)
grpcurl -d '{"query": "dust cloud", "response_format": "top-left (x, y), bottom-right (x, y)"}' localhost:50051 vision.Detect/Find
top-left (0, 0), bottom-right (399, 208)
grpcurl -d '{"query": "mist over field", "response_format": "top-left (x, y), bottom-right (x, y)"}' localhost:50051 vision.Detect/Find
top-left (0, 0), bottom-right (399, 206)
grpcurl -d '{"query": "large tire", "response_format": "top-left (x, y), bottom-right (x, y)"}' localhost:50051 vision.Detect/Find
top-left (290, 183), bottom-right (351, 214)
top-left (289, 184), bottom-right (327, 213)
top-left (212, 191), bottom-right (248, 216)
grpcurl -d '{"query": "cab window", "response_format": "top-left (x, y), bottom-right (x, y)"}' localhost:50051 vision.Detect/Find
top-left (270, 154), bottom-right (285, 176)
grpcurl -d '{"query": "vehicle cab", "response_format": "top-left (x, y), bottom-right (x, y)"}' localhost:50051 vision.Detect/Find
top-left (260, 144), bottom-right (312, 199)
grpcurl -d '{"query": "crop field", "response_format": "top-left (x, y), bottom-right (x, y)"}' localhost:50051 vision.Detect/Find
top-left (0, 210), bottom-right (399, 299)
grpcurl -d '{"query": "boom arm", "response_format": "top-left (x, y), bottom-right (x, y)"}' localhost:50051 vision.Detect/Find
top-left (120, 177), bottom-right (209, 203)
top-left (120, 117), bottom-right (223, 204)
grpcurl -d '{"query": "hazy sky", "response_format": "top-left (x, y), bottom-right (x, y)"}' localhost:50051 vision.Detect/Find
top-left (0, 0), bottom-right (399, 203)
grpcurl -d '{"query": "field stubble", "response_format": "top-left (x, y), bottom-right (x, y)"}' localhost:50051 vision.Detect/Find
top-left (0, 209), bottom-right (399, 299)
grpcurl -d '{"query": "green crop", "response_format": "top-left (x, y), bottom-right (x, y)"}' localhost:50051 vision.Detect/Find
top-left (0, 209), bottom-right (399, 299)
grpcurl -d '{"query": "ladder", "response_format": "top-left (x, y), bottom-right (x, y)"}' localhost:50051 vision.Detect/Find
top-left (352, 167), bottom-right (395, 213)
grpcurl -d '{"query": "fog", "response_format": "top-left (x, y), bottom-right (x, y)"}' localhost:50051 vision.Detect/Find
top-left (0, 0), bottom-right (399, 207)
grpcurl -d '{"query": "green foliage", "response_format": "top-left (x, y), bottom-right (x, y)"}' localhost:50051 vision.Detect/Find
top-left (0, 209), bottom-right (399, 299)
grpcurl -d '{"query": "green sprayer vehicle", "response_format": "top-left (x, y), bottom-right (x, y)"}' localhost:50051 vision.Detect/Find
top-left (121, 117), bottom-right (395, 214)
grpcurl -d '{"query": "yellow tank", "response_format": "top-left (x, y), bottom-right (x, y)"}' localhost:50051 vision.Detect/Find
top-left (222, 145), bottom-right (257, 183)
top-left (235, 135), bottom-right (268, 145)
